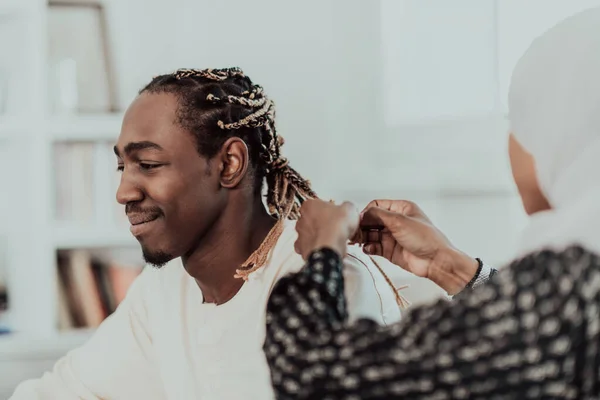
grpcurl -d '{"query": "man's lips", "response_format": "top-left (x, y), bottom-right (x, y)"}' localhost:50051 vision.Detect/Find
top-left (127, 213), bottom-right (161, 237)
top-left (127, 213), bottom-right (160, 226)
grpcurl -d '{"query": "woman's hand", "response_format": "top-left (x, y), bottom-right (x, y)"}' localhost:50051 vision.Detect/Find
top-left (294, 199), bottom-right (359, 260)
top-left (358, 200), bottom-right (479, 295)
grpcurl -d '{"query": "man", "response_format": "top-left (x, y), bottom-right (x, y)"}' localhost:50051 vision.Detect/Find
top-left (10, 68), bottom-right (402, 399)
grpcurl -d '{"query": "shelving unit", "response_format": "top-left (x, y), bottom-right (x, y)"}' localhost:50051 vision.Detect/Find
top-left (0, 117), bottom-right (32, 139)
top-left (0, 1), bottom-right (30, 17)
top-left (53, 225), bottom-right (135, 249)
top-left (0, 0), bottom-right (136, 338)
top-left (48, 113), bottom-right (124, 141)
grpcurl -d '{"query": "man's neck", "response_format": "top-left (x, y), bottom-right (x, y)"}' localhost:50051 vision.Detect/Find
top-left (182, 197), bottom-right (277, 305)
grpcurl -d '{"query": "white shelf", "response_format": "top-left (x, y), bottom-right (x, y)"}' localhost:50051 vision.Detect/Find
top-left (48, 113), bottom-right (124, 142)
top-left (0, 328), bottom-right (93, 399)
top-left (0, 116), bottom-right (31, 139)
top-left (0, 1), bottom-right (29, 18)
top-left (53, 225), bottom-right (137, 249)
top-left (0, 328), bottom-right (93, 360)
top-left (0, 309), bottom-right (12, 330)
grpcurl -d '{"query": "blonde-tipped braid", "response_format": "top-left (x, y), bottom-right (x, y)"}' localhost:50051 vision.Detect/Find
top-left (183, 68), bottom-right (312, 222)
top-left (217, 99), bottom-right (274, 130)
top-left (174, 67), bottom-right (245, 81)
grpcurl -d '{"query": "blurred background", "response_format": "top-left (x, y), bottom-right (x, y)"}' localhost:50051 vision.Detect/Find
top-left (1, 0), bottom-right (599, 395)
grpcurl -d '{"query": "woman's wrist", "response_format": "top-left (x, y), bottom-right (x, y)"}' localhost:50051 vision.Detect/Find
top-left (312, 231), bottom-right (348, 259)
top-left (430, 247), bottom-right (480, 295)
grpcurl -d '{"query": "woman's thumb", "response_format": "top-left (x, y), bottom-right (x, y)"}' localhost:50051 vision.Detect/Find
top-left (361, 206), bottom-right (422, 243)
top-left (361, 206), bottom-right (402, 229)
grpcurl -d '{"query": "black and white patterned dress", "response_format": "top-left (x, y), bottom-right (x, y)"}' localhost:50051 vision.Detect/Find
top-left (264, 246), bottom-right (600, 399)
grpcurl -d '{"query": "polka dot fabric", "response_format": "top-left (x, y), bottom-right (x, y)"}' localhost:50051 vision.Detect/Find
top-left (264, 246), bottom-right (600, 399)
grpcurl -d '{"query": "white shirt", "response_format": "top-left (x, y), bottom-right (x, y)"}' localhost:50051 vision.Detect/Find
top-left (11, 220), bottom-right (401, 399)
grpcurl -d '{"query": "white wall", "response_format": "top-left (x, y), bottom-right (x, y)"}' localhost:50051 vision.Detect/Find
top-left (101, 0), bottom-right (600, 292)
top-left (497, 0), bottom-right (600, 111)
top-left (105, 0), bottom-right (382, 197)
top-left (352, 0), bottom-right (600, 271)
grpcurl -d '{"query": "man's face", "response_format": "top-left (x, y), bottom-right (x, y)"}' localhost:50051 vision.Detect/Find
top-left (115, 92), bottom-right (226, 267)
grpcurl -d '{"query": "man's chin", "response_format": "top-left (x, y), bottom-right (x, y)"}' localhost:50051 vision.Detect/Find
top-left (141, 246), bottom-right (175, 268)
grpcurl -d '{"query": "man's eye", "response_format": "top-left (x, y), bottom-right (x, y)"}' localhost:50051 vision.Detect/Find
top-left (116, 165), bottom-right (124, 172)
top-left (140, 163), bottom-right (161, 171)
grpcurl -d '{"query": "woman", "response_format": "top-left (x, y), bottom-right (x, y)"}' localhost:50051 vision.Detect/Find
top-left (264, 7), bottom-right (600, 399)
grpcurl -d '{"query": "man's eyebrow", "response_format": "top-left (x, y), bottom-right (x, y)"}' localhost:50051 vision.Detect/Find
top-left (114, 141), bottom-right (164, 157)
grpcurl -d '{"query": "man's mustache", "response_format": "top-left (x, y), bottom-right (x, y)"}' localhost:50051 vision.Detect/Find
top-left (125, 203), bottom-right (163, 217)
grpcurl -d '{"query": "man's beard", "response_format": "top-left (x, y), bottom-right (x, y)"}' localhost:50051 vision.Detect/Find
top-left (141, 246), bottom-right (174, 268)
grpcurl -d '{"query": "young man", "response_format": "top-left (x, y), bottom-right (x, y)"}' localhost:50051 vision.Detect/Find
top-left (11, 68), bottom-right (401, 399)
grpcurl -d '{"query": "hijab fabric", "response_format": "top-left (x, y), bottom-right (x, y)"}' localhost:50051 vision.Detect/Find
top-left (509, 6), bottom-right (600, 257)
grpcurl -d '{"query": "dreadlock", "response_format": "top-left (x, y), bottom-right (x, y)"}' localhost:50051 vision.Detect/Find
top-left (141, 67), bottom-right (315, 220)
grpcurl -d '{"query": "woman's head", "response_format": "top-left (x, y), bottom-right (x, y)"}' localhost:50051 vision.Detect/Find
top-left (508, 7), bottom-right (600, 216)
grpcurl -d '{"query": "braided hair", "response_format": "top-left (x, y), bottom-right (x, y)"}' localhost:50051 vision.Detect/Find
top-left (140, 67), bottom-right (316, 220)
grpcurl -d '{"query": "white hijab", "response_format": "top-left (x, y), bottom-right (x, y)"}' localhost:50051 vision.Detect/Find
top-left (509, 6), bottom-right (600, 258)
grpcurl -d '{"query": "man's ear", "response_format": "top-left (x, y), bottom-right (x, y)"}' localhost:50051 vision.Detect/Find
top-left (219, 137), bottom-right (250, 189)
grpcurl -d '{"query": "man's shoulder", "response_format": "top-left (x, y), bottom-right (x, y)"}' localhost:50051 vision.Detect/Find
top-left (341, 246), bottom-right (403, 325)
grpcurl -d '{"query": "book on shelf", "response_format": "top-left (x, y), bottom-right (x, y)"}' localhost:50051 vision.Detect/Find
top-left (57, 249), bottom-right (143, 330)
top-left (0, 235), bottom-right (7, 323)
top-left (56, 264), bottom-right (75, 329)
top-left (53, 141), bottom-right (128, 228)
top-left (54, 142), bottom-right (95, 223)
top-left (0, 287), bottom-right (7, 314)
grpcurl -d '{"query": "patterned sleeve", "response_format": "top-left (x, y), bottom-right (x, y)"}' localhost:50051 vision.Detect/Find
top-left (264, 246), bottom-right (600, 399)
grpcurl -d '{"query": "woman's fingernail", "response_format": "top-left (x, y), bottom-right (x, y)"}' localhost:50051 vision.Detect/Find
top-left (364, 244), bottom-right (373, 254)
